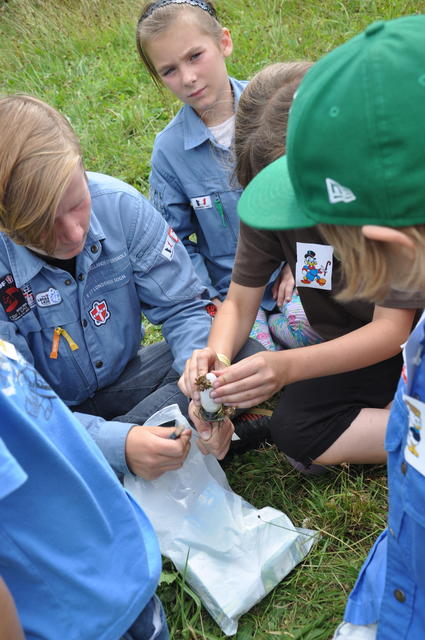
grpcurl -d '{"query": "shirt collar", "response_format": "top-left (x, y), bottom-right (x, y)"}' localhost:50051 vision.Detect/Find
top-left (0, 209), bottom-right (106, 288)
top-left (182, 77), bottom-right (243, 151)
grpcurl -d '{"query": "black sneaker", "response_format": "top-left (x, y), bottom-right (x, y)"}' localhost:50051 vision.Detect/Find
top-left (228, 412), bottom-right (273, 457)
top-left (284, 454), bottom-right (329, 476)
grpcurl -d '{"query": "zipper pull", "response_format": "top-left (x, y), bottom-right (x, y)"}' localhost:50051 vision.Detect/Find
top-left (214, 195), bottom-right (227, 227)
top-left (60, 328), bottom-right (79, 351)
top-left (50, 327), bottom-right (61, 359)
top-left (49, 327), bottom-right (79, 359)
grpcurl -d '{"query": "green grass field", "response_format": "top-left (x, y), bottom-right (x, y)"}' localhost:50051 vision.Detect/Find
top-left (1, 1), bottom-right (424, 638)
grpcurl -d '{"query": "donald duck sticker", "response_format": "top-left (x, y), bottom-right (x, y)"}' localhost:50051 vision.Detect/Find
top-left (295, 242), bottom-right (333, 291)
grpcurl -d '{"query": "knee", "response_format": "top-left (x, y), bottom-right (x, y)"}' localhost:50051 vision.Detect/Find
top-left (270, 414), bottom-right (305, 462)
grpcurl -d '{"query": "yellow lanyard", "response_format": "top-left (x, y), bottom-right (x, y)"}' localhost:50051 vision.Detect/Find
top-left (49, 327), bottom-right (79, 359)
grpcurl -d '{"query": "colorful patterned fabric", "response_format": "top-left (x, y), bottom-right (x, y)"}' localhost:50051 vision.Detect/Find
top-left (249, 293), bottom-right (323, 350)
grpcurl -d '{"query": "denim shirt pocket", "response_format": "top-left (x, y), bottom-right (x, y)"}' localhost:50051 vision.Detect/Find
top-left (192, 188), bottom-right (240, 258)
top-left (15, 299), bottom-right (93, 404)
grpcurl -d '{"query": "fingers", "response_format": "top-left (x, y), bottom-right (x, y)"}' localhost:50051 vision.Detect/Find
top-left (211, 354), bottom-right (282, 407)
top-left (196, 417), bottom-right (234, 459)
top-left (274, 263), bottom-right (295, 306)
top-left (125, 425), bottom-right (192, 478)
top-left (182, 347), bottom-right (217, 405)
top-left (188, 400), bottom-right (212, 440)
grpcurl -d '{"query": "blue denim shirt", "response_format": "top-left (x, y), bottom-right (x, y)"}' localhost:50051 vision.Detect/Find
top-left (0, 343), bottom-right (161, 639)
top-left (0, 172), bottom-right (211, 471)
top-left (150, 78), bottom-right (247, 301)
top-left (344, 312), bottom-right (425, 638)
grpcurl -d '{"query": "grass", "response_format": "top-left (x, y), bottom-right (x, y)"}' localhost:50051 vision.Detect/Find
top-left (0, 0), bottom-right (422, 637)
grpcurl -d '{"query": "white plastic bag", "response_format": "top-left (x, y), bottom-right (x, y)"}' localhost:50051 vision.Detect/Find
top-left (124, 404), bottom-right (317, 636)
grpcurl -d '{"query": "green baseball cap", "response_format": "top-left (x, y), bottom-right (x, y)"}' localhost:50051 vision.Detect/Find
top-left (238, 14), bottom-right (425, 230)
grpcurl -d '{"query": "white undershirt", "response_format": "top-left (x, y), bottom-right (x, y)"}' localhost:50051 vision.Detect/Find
top-left (208, 114), bottom-right (235, 148)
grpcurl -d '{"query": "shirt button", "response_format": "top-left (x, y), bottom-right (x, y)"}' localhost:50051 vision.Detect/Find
top-left (401, 461), bottom-right (407, 475)
top-left (394, 588), bottom-right (406, 603)
top-left (389, 527), bottom-right (395, 537)
top-left (64, 279), bottom-right (72, 286)
top-left (95, 361), bottom-right (103, 369)
top-left (82, 319), bottom-right (88, 328)
top-left (91, 245), bottom-right (98, 254)
top-left (78, 273), bottom-right (85, 281)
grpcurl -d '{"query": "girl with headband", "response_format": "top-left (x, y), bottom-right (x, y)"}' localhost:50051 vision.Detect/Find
top-left (136, 0), bottom-right (319, 354)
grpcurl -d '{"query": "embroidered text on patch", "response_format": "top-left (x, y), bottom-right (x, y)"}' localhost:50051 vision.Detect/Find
top-left (326, 178), bottom-right (356, 204)
top-left (36, 288), bottom-right (62, 307)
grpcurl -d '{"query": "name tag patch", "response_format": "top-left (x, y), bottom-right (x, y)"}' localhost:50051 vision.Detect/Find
top-left (36, 287), bottom-right (62, 307)
top-left (89, 300), bottom-right (110, 326)
top-left (0, 273), bottom-right (31, 321)
top-left (295, 242), bottom-right (333, 291)
top-left (191, 195), bottom-right (212, 210)
top-left (161, 227), bottom-right (179, 261)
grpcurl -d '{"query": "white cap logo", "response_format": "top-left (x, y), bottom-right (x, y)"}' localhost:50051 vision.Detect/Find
top-left (326, 178), bottom-right (356, 204)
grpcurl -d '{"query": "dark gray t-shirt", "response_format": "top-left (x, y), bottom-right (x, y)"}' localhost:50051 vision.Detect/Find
top-left (232, 222), bottom-right (422, 340)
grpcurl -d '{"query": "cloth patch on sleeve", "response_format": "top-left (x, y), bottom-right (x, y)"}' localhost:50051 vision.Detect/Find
top-left (0, 274), bottom-right (31, 321)
top-left (161, 227), bottom-right (179, 261)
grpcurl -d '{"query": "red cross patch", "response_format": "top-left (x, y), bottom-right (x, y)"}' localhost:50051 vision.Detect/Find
top-left (89, 300), bottom-right (110, 326)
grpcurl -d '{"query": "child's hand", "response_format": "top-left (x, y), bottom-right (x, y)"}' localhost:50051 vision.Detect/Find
top-left (189, 401), bottom-right (234, 459)
top-left (179, 347), bottom-right (224, 406)
top-left (211, 351), bottom-right (285, 408)
top-left (125, 424), bottom-right (191, 479)
top-left (272, 263), bottom-right (295, 307)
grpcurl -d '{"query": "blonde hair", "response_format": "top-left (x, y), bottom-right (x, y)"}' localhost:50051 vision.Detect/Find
top-left (136, 0), bottom-right (222, 88)
top-left (234, 61), bottom-right (312, 188)
top-left (319, 223), bottom-right (425, 302)
top-left (0, 94), bottom-right (82, 254)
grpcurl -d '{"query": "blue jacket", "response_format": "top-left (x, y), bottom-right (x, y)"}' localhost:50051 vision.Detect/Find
top-left (0, 172), bottom-right (211, 470)
top-left (0, 341), bottom-right (161, 639)
top-left (344, 311), bottom-right (425, 638)
top-left (150, 78), bottom-right (247, 302)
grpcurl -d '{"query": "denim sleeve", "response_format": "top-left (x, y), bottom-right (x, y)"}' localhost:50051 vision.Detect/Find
top-left (126, 197), bottom-right (212, 374)
top-left (150, 159), bottom-right (219, 300)
top-left (74, 412), bottom-right (133, 475)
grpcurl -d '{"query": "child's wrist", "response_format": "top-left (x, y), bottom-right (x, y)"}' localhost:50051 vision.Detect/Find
top-left (216, 352), bottom-right (231, 368)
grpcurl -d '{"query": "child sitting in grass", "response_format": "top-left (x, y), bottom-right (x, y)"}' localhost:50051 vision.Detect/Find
top-left (237, 14), bottom-right (425, 639)
top-left (135, 0), bottom-right (319, 352)
top-left (181, 59), bottom-right (416, 474)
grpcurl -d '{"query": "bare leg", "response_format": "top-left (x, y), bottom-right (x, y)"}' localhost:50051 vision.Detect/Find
top-left (314, 407), bottom-right (389, 465)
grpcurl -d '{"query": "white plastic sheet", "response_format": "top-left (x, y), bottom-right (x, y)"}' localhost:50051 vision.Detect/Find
top-left (124, 404), bottom-right (317, 636)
